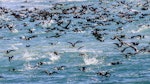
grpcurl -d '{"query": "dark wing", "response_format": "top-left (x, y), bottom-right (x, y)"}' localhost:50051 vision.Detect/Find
top-left (67, 42), bottom-right (75, 47)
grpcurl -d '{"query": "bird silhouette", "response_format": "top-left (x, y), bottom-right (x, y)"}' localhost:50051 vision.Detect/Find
top-left (43, 70), bottom-right (58, 75)
top-left (67, 40), bottom-right (83, 47)
top-left (6, 50), bottom-right (15, 54)
top-left (123, 42), bottom-right (139, 53)
top-left (0, 76), bottom-right (4, 78)
top-left (79, 67), bottom-right (86, 72)
top-left (33, 61), bottom-right (44, 68)
top-left (124, 52), bottom-right (136, 58)
top-left (131, 35), bottom-right (144, 39)
top-left (77, 46), bottom-right (84, 50)
top-left (97, 71), bottom-right (111, 77)
top-left (8, 56), bottom-right (14, 62)
top-left (113, 43), bottom-right (123, 48)
top-left (64, 20), bottom-right (71, 29)
top-left (9, 68), bottom-right (16, 72)
top-left (53, 51), bottom-right (59, 55)
top-left (111, 61), bottom-right (122, 65)
top-left (131, 42), bottom-right (139, 46)
top-left (54, 66), bottom-right (66, 70)
top-left (28, 29), bottom-right (33, 33)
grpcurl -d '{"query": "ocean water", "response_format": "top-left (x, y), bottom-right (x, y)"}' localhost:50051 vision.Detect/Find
top-left (0, 0), bottom-right (150, 84)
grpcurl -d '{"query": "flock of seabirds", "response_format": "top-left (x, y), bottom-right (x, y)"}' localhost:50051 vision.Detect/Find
top-left (0, 0), bottom-right (150, 81)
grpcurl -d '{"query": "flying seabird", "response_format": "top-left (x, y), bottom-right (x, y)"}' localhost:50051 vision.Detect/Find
top-left (67, 40), bottom-right (83, 47)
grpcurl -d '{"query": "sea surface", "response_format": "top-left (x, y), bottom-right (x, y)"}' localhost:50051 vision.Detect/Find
top-left (0, 0), bottom-right (150, 84)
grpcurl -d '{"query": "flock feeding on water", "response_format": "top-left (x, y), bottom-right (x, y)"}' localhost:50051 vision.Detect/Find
top-left (0, 0), bottom-right (150, 83)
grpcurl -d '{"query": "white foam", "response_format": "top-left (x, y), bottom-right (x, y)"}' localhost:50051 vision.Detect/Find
top-left (131, 25), bottom-right (150, 33)
top-left (11, 28), bottom-right (19, 33)
top-left (22, 50), bottom-right (37, 61)
top-left (40, 20), bottom-right (55, 28)
top-left (23, 62), bottom-right (34, 71)
top-left (82, 50), bottom-right (104, 65)
top-left (11, 44), bottom-right (19, 50)
top-left (83, 57), bottom-right (98, 65)
top-left (48, 52), bottom-right (60, 62)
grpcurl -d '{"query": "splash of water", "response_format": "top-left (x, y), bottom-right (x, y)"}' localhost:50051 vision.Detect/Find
top-left (48, 52), bottom-right (60, 63)
top-left (83, 57), bottom-right (98, 65)
top-left (21, 50), bottom-right (37, 61)
top-left (82, 51), bottom-right (104, 65)
top-left (40, 20), bottom-right (55, 28)
top-left (131, 25), bottom-right (150, 33)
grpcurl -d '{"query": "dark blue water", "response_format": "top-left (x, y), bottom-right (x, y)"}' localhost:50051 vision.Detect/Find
top-left (0, 0), bottom-right (150, 83)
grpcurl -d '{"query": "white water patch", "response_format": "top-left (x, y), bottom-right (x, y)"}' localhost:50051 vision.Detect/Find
top-left (10, 43), bottom-right (23, 50)
top-left (21, 50), bottom-right (37, 61)
top-left (60, 47), bottom-right (103, 53)
top-left (83, 57), bottom-right (98, 65)
top-left (11, 28), bottom-right (19, 33)
top-left (131, 25), bottom-right (150, 33)
top-left (0, 15), bottom-right (10, 22)
top-left (23, 62), bottom-right (35, 71)
top-left (82, 51), bottom-right (104, 65)
top-left (79, 49), bottom-right (103, 53)
top-left (39, 20), bottom-right (55, 28)
top-left (48, 52), bottom-right (60, 63)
